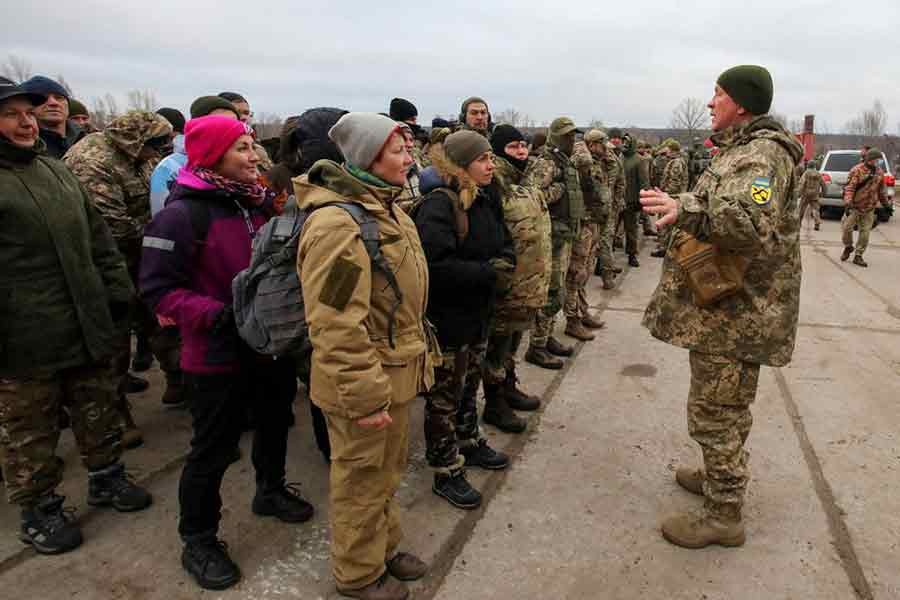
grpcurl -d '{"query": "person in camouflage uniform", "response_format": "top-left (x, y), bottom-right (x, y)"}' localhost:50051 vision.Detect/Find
top-left (524, 117), bottom-right (584, 369)
top-left (621, 134), bottom-right (649, 267)
top-left (64, 110), bottom-right (174, 447)
top-left (582, 130), bottom-right (617, 289)
top-left (797, 160), bottom-right (826, 231)
top-left (651, 140), bottom-right (689, 257)
top-left (562, 139), bottom-right (608, 341)
top-left (595, 136), bottom-right (626, 279)
top-left (841, 149), bottom-right (888, 266)
top-left (637, 140), bottom-right (657, 237)
top-left (641, 65), bottom-right (803, 549)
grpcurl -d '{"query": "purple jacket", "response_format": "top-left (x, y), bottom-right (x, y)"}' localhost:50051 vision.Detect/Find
top-left (139, 170), bottom-right (271, 374)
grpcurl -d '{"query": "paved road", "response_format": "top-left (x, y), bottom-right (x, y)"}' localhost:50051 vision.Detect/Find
top-left (0, 215), bottom-right (897, 599)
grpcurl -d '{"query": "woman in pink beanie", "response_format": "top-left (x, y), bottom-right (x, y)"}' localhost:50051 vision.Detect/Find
top-left (140, 115), bottom-right (313, 591)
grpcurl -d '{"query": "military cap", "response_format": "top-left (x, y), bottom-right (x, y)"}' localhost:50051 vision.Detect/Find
top-left (583, 129), bottom-right (608, 144)
top-left (549, 117), bottom-right (581, 136)
top-left (667, 139), bottom-right (681, 152)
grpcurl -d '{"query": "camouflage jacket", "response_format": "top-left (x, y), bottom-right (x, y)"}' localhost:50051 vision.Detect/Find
top-left (524, 144), bottom-right (584, 237)
top-left (582, 149), bottom-right (612, 223)
top-left (660, 155), bottom-right (688, 195)
top-left (643, 115), bottom-right (804, 366)
top-left (65, 111), bottom-right (172, 245)
top-left (843, 162), bottom-right (887, 211)
top-left (493, 156), bottom-right (552, 322)
top-left (607, 146), bottom-right (626, 211)
top-left (652, 154), bottom-right (670, 188)
top-left (798, 167), bottom-right (826, 199)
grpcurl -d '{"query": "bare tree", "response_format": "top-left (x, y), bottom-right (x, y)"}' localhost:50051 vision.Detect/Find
top-left (587, 118), bottom-right (605, 130)
top-left (253, 112), bottom-right (284, 140)
top-left (126, 89), bottom-right (158, 112)
top-left (1, 54), bottom-right (33, 82)
top-left (844, 100), bottom-right (888, 136)
top-left (90, 94), bottom-right (121, 129)
top-left (495, 108), bottom-right (523, 126)
top-left (669, 98), bottom-right (710, 137)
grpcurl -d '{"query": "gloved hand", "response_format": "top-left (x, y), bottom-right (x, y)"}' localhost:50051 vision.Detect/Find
top-left (210, 304), bottom-right (235, 335)
top-left (489, 257), bottom-right (515, 296)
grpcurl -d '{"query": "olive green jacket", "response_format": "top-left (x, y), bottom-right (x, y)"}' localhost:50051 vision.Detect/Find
top-left (0, 137), bottom-right (133, 377)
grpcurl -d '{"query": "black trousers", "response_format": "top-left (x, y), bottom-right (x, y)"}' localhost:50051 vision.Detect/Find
top-left (178, 359), bottom-right (297, 539)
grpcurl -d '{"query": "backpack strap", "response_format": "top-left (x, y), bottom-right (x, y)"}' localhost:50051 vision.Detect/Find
top-left (422, 187), bottom-right (469, 244)
top-left (325, 202), bottom-right (404, 350)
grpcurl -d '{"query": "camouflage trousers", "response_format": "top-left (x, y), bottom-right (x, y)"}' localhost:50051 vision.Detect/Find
top-left (531, 234), bottom-right (573, 348)
top-left (0, 363), bottom-right (123, 506)
top-left (424, 342), bottom-right (485, 473)
top-left (842, 208), bottom-right (875, 256)
top-left (798, 195), bottom-right (821, 227)
top-left (483, 330), bottom-right (526, 388)
top-left (564, 222), bottom-right (599, 320)
top-left (687, 351), bottom-right (759, 520)
top-left (655, 224), bottom-right (672, 252)
top-left (594, 215), bottom-right (615, 275)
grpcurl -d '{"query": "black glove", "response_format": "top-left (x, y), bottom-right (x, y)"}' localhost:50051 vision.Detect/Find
top-left (109, 300), bottom-right (131, 323)
top-left (210, 304), bottom-right (235, 335)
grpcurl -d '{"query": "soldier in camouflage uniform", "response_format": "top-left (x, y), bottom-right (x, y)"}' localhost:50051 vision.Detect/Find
top-left (637, 140), bottom-right (657, 236)
top-left (582, 130), bottom-right (618, 289)
top-left (64, 110), bottom-right (173, 447)
top-left (562, 139), bottom-right (608, 341)
top-left (841, 149), bottom-right (888, 266)
top-left (641, 65), bottom-right (803, 549)
top-left (596, 136), bottom-right (626, 278)
top-left (797, 160), bottom-right (826, 230)
top-left (651, 140), bottom-right (689, 257)
top-left (524, 117), bottom-right (585, 369)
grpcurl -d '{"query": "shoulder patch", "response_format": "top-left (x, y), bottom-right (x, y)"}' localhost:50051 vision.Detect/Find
top-left (319, 256), bottom-right (362, 312)
top-left (750, 177), bottom-right (772, 205)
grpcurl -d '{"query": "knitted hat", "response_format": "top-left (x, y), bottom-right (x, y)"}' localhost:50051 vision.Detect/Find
top-left (190, 95), bottom-right (240, 119)
top-left (490, 124), bottom-right (526, 157)
top-left (459, 96), bottom-right (490, 123)
top-left (328, 112), bottom-right (402, 170)
top-left (716, 65), bottom-right (773, 116)
top-left (444, 130), bottom-right (492, 168)
top-left (432, 117), bottom-right (452, 129)
top-left (0, 76), bottom-right (47, 105)
top-left (389, 97), bottom-right (417, 122)
top-left (184, 115), bottom-right (252, 168)
top-left (607, 128), bottom-right (623, 140)
top-left (156, 107), bottom-right (186, 133)
top-left (22, 75), bottom-right (69, 99)
top-left (68, 99), bottom-right (89, 117)
top-left (865, 148), bottom-right (881, 161)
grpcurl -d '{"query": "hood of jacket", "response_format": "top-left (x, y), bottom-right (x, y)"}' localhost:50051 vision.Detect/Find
top-left (427, 142), bottom-right (479, 210)
top-left (104, 110), bottom-right (173, 160)
top-left (711, 115), bottom-right (804, 165)
top-left (294, 159), bottom-right (401, 214)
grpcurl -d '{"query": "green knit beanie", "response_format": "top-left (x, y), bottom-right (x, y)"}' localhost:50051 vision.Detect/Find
top-left (444, 130), bottom-right (492, 167)
top-left (190, 95), bottom-right (240, 119)
top-left (68, 98), bottom-right (89, 117)
top-left (716, 65), bottom-right (773, 116)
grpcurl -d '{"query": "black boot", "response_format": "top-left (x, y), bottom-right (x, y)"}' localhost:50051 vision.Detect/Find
top-left (482, 384), bottom-right (526, 433)
top-left (116, 394), bottom-right (143, 449)
top-left (252, 482), bottom-right (314, 523)
top-left (182, 534), bottom-right (241, 590)
top-left (161, 372), bottom-right (184, 406)
top-left (432, 471), bottom-right (481, 509)
top-left (628, 254), bottom-right (640, 268)
top-left (132, 334), bottom-right (153, 372)
top-left (20, 494), bottom-right (82, 555)
top-left (460, 438), bottom-right (510, 469)
top-left (124, 373), bottom-right (149, 394)
top-left (503, 369), bottom-right (540, 411)
top-left (547, 336), bottom-right (574, 357)
top-left (87, 462), bottom-right (153, 512)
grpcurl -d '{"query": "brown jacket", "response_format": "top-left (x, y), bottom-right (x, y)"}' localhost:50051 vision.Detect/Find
top-left (296, 161), bottom-right (433, 419)
top-left (843, 162), bottom-right (887, 211)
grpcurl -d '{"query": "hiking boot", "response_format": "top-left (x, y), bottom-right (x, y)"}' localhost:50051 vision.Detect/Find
top-left (252, 482), bottom-right (314, 523)
top-left (87, 463), bottom-right (153, 512)
top-left (628, 254), bottom-right (640, 268)
top-left (601, 272), bottom-right (616, 290)
top-left (650, 248), bottom-right (666, 258)
top-left (675, 467), bottom-right (705, 496)
top-left (565, 319), bottom-right (595, 341)
top-left (124, 373), bottom-right (149, 394)
top-left (182, 536), bottom-right (241, 590)
top-left (661, 509), bottom-right (745, 549)
top-left (20, 494), bottom-right (82, 555)
top-left (581, 314), bottom-right (606, 330)
top-left (461, 439), bottom-right (511, 469)
top-left (547, 336), bottom-right (574, 357)
top-left (116, 395), bottom-right (143, 449)
top-left (524, 346), bottom-right (563, 370)
top-left (840, 246), bottom-right (852, 261)
top-left (432, 471), bottom-right (482, 510)
top-left (503, 369), bottom-right (540, 411)
top-left (131, 335), bottom-right (153, 372)
top-left (387, 552), bottom-right (427, 581)
top-left (339, 572), bottom-right (409, 600)
top-left (814, 224), bottom-right (820, 231)
top-left (853, 255), bottom-right (868, 267)
top-left (482, 385), bottom-right (526, 434)
top-left (161, 373), bottom-right (184, 406)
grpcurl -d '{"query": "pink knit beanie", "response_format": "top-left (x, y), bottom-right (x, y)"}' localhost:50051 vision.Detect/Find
top-left (184, 115), bottom-right (251, 169)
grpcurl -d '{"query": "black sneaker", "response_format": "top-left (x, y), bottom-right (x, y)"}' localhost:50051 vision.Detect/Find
top-left (124, 374), bottom-right (149, 394)
top-left (628, 255), bottom-right (640, 268)
top-left (87, 463), bottom-right (153, 512)
top-left (252, 482), bottom-right (314, 523)
top-left (182, 537), bottom-right (241, 590)
top-left (460, 440), bottom-right (510, 470)
top-left (433, 471), bottom-right (482, 510)
top-left (20, 494), bottom-right (83, 555)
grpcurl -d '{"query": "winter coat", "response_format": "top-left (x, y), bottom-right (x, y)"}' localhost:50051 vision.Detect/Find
top-left (843, 162), bottom-right (887, 211)
top-left (0, 137), bottom-right (133, 377)
top-left (139, 170), bottom-right (272, 374)
top-left (296, 160), bottom-right (432, 419)
top-left (39, 121), bottom-right (84, 159)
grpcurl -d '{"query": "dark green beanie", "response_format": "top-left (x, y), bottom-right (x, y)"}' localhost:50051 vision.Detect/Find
top-left (68, 98), bottom-right (89, 117)
top-left (190, 95), bottom-right (240, 119)
top-left (716, 65), bottom-right (773, 116)
top-left (444, 130), bottom-right (492, 167)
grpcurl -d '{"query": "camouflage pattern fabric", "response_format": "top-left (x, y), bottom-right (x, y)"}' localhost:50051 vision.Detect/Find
top-left (842, 209), bottom-right (876, 256)
top-left (798, 197), bottom-right (822, 227)
top-left (656, 154), bottom-right (689, 251)
top-left (643, 115), bottom-right (804, 367)
top-left (424, 344), bottom-right (484, 473)
top-left (798, 167), bottom-right (825, 199)
top-left (531, 237), bottom-right (572, 348)
top-left (483, 330), bottom-right (524, 387)
top-left (593, 146), bottom-right (620, 274)
top-left (843, 162), bottom-right (887, 212)
top-left (0, 363), bottom-right (123, 506)
top-left (688, 351), bottom-right (759, 520)
top-left (564, 222), bottom-right (599, 319)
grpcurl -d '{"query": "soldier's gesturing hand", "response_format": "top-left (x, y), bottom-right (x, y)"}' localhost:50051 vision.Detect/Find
top-left (640, 188), bottom-right (679, 228)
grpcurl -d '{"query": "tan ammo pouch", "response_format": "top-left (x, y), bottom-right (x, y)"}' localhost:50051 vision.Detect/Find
top-left (671, 231), bottom-right (748, 308)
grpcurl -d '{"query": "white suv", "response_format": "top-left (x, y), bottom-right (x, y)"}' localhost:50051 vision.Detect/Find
top-left (819, 149), bottom-right (895, 220)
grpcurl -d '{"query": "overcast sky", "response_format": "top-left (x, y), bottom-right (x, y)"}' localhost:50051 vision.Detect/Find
top-left (4, 0), bottom-right (899, 132)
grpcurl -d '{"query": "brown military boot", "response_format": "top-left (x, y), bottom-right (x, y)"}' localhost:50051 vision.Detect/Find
top-left (525, 345), bottom-right (564, 370)
top-left (565, 319), bottom-right (595, 341)
top-left (840, 246), bottom-right (852, 261)
top-left (482, 384), bottom-right (526, 434)
top-left (675, 467), bottom-right (704, 496)
top-left (853, 254), bottom-right (868, 267)
top-left (661, 509), bottom-right (745, 549)
top-left (547, 336), bottom-right (574, 357)
top-left (386, 552), bottom-right (427, 581)
top-left (504, 368), bottom-right (540, 411)
top-left (581, 314), bottom-right (606, 330)
top-left (117, 395), bottom-right (143, 450)
top-left (601, 272), bottom-right (616, 290)
top-left (339, 572), bottom-right (409, 600)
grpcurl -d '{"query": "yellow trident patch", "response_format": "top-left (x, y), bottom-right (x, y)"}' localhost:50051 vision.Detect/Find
top-left (750, 177), bottom-right (772, 205)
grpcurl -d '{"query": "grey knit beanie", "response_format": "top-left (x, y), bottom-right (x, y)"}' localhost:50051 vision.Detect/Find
top-left (328, 112), bottom-right (400, 170)
top-left (444, 130), bottom-right (492, 167)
